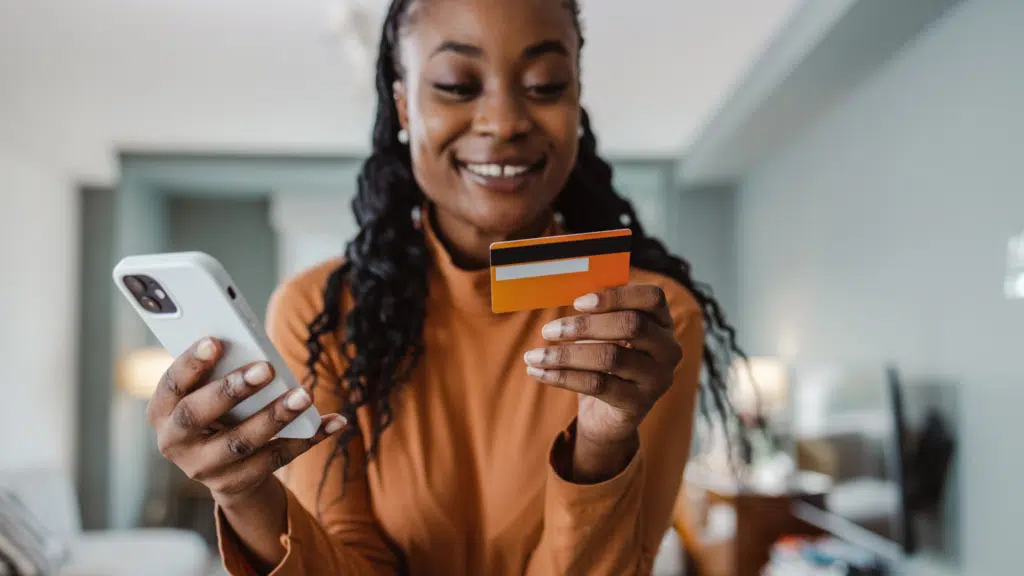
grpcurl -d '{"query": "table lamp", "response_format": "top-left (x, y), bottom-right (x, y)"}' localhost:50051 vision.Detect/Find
top-left (730, 356), bottom-right (789, 420)
top-left (117, 347), bottom-right (173, 398)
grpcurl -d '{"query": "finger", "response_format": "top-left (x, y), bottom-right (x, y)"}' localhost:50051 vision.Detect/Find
top-left (523, 343), bottom-right (658, 383)
top-left (147, 337), bottom-right (221, 426)
top-left (526, 366), bottom-right (640, 408)
top-left (162, 361), bottom-right (275, 444)
top-left (205, 414), bottom-right (347, 498)
top-left (214, 386), bottom-right (317, 463)
top-left (541, 310), bottom-right (676, 357)
top-left (263, 414), bottom-right (348, 473)
top-left (573, 285), bottom-right (672, 327)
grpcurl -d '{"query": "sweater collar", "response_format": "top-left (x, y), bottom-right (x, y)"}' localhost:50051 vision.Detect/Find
top-left (423, 206), bottom-right (563, 315)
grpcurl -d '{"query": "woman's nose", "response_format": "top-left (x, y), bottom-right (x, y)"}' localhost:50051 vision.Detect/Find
top-left (474, 89), bottom-right (532, 142)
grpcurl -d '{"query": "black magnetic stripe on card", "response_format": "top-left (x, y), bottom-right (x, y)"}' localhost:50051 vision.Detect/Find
top-left (490, 235), bottom-right (632, 267)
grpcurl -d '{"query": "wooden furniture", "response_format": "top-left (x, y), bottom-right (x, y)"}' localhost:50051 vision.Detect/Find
top-left (675, 467), bottom-right (824, 576)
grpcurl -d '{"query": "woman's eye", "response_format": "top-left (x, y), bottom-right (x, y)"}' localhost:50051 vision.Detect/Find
top-left (432, 82), bottom-right (478, 99)
top-left (527, 82), bottom-right (569, 100)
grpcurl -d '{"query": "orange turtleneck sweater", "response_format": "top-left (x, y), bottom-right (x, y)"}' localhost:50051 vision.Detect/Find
top-left (215, 215), bottom-right (704, 575)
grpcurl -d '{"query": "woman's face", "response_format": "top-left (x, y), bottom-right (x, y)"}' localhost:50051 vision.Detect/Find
top-left (394, 0), bottom-right (581, 239)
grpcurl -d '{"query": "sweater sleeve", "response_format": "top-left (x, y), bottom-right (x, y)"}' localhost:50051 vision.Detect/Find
top-left (525, 288), bottom-right (704, 576)
top-left (215, 272), bottom-right (401, 576)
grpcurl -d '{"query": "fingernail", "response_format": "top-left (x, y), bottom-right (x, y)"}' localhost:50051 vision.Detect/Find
top-left (284, 388), bottom-right (312, 411)
top-left (526, 366), bottom-right (546, 379)
top-left (325, 417), bottom-right (345, 434)
top-left (574, 293), bottom-right (600, 311)
top-left (195, 338), bottom-right (216, 361)
top-left (243, 363), bottom-right (271, 386)
top-left (524, 348), bottom-right (545, 365)
top-left (542, 322), bottom-right (562, 339)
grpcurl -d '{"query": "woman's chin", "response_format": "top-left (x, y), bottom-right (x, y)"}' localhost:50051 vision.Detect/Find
top-left (465, 201), bottom-right (553, 238)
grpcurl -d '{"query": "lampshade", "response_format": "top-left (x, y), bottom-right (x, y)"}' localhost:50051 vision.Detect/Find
top-left (730, 356), bottom-right (789, 417)
top-left (117, 347), bottom-right (174, 399)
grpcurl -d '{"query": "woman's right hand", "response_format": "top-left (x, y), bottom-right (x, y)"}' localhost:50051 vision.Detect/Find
top-left (147, 336), bottom-right (346, 509)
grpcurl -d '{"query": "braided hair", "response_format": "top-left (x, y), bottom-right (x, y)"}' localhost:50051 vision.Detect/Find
top-left (304, 0), bottom-right (747, 493)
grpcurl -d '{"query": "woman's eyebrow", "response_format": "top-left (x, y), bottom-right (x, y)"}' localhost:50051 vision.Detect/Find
top-left (429, 39), bottom-right (569, 60)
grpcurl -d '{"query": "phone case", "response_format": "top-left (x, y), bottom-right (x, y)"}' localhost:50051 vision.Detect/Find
top-left (112, 251), bottom-right (320, 439)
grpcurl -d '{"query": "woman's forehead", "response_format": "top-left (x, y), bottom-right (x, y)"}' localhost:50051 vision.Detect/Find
top-left (401, 0), bottom-right (579, 59)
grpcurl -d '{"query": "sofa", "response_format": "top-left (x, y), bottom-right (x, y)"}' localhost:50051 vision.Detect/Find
top-left (0, 467), bottom-right (218, 576)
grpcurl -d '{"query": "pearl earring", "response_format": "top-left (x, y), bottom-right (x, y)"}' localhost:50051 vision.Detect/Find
top-left (619, 213), bottom-right (632, 227)
top-left (411, 205), bottom-right (422, 229)
top-left (398, 128), bottom-right (409, 144)
top-left (577, 125), bottom-right (584, 139)
top-left (553, 211), bottom-right (565, 226)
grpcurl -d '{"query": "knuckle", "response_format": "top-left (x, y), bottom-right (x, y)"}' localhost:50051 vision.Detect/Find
top-left (607, 288), bottom-right (622, 308)
top-left (269, 445), bottom-right (294, 471)
top-left (267, 402), bottom-right (292, 428)
top-left (584, 372), bottom-right (608, 396)
top-left (160, 370), bottom-right (184, 397)
top-left (185, 354), bottom-right (206, 374)
top-left (185, 465), bottom-right (209, 483)
top-left (555, 370), bottom-right (570, 387)
top-left (570, 315), bottom-right (589, 336)
top-left (598, 345), bottom-right (621, 372)
top-left (226, 432), bottom-right (255, 458)
top-left (620, 311), bottom-right (644, 338)
top-left (156, 436), bottom-right (175, 459)
top-left (218, 372), bottom-right (246, 402)
top-left (553, 346), bottom-right (572, 366)
top-left (171, 403), bottom-right (198, 432)
top-left (209, 476), bottom-right (244, 496)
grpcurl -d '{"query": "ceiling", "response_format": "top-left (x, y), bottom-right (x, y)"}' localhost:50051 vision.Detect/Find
top-left (0, 0), bottom-right (802, 184)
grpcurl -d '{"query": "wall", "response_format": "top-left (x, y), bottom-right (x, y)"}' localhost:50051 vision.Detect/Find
top-left (674, 186), bottom-right (738, 324)
top-left (270, 190), bottom-right (357, 282)
top-left (0, 146), bottom-right (77, 473)
top-left (76, 187), bottom-right (116, 529)
top-left (109, 184), bottom-right (168, 529)
top-left (0, 0), bottom-right (799, 185)
top-left (167, 196), bottom-right (278, 325)
top-left (735, 1), bottom-right (1024, 574)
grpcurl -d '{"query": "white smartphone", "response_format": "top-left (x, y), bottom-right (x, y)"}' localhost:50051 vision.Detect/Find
top-left (112, 251), bottom-right (320, 439)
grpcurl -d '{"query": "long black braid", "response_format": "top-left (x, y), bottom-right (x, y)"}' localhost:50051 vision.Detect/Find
top-left (304, 0), bottom-right (747, 496)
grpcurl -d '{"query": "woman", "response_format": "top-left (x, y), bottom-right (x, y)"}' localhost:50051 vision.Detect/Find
top-left (147, 0), bottom-right (743, 574)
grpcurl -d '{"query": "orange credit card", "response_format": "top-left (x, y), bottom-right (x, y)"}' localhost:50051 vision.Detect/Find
top-left (490, 229), bottom-right (632, 314)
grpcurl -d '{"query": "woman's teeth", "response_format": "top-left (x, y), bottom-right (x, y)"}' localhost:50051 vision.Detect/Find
top-left (464, 163), bottom-right (532, 178)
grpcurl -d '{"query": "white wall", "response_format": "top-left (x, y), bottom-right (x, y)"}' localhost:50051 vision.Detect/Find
top-left (0, 0), bottom-right (799, 185)
top-left (736, 1), bottom-right (1024, 574)
top-left (0, 146), bottom-right (77, 473)
top-left (674, 186), bottom-right (738, 324)
top-left (270, 191), bottom-right (357, 282)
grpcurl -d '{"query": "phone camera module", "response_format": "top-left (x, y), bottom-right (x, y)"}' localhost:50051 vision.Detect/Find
top-left (124, 274), bottom-right (177, 314)
top-left (123, 276), bottom-right (146, 295)
top-left (139, 296), bottom-right (162, 313)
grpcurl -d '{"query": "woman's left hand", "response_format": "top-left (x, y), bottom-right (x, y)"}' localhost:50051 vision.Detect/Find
top-left (524, 284), bottom-right (683, 482)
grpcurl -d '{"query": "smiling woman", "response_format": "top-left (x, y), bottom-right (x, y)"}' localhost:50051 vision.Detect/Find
top-left (393, 0), bottom-right (583, 253)
top-left (139, 0), bottom-right (747, 575)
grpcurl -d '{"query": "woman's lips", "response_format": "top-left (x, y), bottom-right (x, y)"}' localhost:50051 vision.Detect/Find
top-left (457, 158), bottom-right (546, 194)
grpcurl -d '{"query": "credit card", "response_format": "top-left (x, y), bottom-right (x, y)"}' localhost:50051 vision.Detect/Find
top-left (489, 229), bottom-right (632, 313)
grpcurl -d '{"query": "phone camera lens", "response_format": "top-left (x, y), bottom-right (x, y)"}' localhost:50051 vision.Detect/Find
top-left (139, 296), bottom-right (162, 313)
top-left (124, 276), bottom-right (146, 294)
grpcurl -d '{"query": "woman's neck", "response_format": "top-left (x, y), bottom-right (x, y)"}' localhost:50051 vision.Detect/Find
top-left (428, 204), bottom-right (553, 270)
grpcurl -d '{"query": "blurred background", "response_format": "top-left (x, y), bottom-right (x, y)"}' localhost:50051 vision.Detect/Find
top-left (0, 0), bottom-right (1020, 574)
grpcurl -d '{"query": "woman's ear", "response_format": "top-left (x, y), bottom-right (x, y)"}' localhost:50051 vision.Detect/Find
top-left (393, 80), bottom-right (409, 131)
